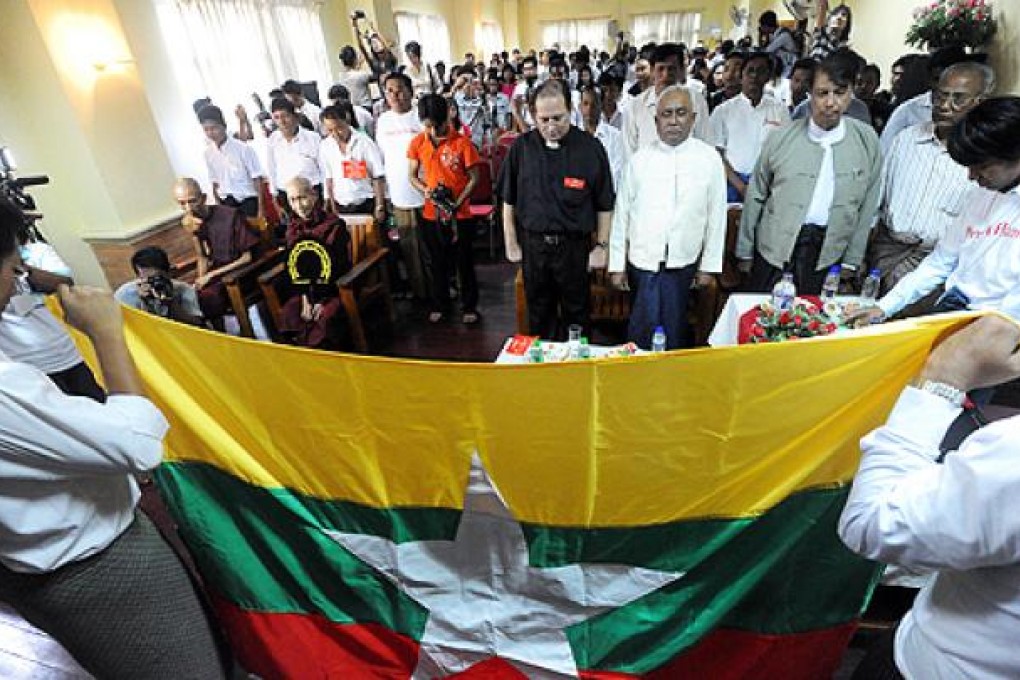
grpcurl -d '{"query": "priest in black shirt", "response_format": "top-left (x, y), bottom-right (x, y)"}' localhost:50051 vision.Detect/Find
top-left (497, 79), bottom-right (615, 340)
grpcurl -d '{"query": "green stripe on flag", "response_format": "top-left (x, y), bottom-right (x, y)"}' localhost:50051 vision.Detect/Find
top-left (155, 461), bottom-right (879, 675)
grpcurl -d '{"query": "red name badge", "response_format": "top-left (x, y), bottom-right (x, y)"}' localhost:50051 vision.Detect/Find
top-left (563, 177), bottom-right (586, 190)
top-left (342, 160), bottom-right (368, 179)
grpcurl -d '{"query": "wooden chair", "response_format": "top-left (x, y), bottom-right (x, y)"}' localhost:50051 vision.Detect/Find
top-left (258, 216), bottom-right (394, 353)
top-left (221, 247), bottom-right (286, 338)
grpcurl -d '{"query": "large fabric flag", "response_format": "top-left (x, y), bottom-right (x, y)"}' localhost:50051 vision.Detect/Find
top-left (115, 308), bottom-right (972, 679)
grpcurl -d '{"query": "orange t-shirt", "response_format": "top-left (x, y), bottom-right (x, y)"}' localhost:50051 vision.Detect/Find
top-left (407, 128), bottom-right (480, 221)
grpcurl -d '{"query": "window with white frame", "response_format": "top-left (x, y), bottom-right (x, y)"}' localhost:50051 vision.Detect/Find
top-left (631, 12), bottom-right (702, 48)
top-left (475, 21), bottom-right (505, 62)
top-left (540, 18), bottom-right (610, 54)
top-left (155, 0), bottom-right (333, 112)
top-left (394, 12), bottom-right (452, 66)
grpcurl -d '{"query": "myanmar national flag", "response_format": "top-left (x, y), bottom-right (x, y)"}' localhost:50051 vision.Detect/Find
top-left (114, 308), bottom-right (972, 679)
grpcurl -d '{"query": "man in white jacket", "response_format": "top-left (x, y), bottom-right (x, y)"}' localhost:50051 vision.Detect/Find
top-left (608, 85), bottom-right (726, 349)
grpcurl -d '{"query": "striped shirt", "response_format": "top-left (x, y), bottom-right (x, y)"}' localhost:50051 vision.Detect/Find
top-left (882, 122), bottom-right (974, 243)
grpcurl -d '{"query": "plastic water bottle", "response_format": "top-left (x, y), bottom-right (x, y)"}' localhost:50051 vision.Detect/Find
top-left (771, 273), bottom-right (796, 311)
top-left (860, 268), bottom-right (881, 304)
top-left (651, 326), bottom-right (667, 353)
top-left (821, 265), bottom-right (841, 300)
top-left (578, 337), bottom-right (591, 359)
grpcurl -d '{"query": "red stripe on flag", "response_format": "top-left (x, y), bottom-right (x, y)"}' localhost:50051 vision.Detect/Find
top-left (580, 623), bottom-right (860, 680)
top-left (213, 597), bottom-right (419, 680)
top-left (215, 596), bottom-right (857, 680)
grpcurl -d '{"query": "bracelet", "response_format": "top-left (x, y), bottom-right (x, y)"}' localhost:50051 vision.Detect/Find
top-left (914, 379), bottom-right (967, 408)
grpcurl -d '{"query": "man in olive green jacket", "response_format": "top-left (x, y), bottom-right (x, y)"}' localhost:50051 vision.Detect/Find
top-left (737, 51), bottom-right (882, 294)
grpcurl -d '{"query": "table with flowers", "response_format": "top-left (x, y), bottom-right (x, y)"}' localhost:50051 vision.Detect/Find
top-left (707, 294), bottom-right (857, 347)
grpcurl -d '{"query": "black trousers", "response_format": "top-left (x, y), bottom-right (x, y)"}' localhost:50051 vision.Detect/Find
top-left (520, 230), bottom-right (590, 341)
top-left (420, 217), bottom-right (478, 314)
top-left (746, 224), bottom-right (830, 295)
top-left (335, 197), bottom-right (375, 214)
top-left (851, 625), bottom-right (905, 680)
top-left (220, 195), bottom-right (258, 218)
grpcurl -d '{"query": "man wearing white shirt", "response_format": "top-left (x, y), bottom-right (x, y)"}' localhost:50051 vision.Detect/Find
top-left (282, 79), bottom-right (322, 134)
top-left (709, 52), bottom-right (790, 202)
top-left (198, 105), bottom-right (265, 217)
top-left (327, 84), bottom-right (375, 138)
top-left (375, 72), bottom-right (428, 299)
top-left (336, 46), bottom-right (374, 110)
top-left (0, 199), bottom-right (226, 678)
top-left (266, 97), bottom-right (323, 214)
top-left (319, 103), bottom-right (387, 221)
top-left (839, 315), bottom-right (1020, 680)
top-left (851, 98), bottom-right (1020, 325)
top-left (623, 43), bottom-right (710, 155)
top-left (880, 45), bottom-right (985, 156)
top-left (511, 55), bottom-right (540, 131)
top-left (609, 86), bottom-right (726, 349)
top-left (867, 62), bottom-right (992, 295)
top-left (579, 87), bottom-right (626, 191)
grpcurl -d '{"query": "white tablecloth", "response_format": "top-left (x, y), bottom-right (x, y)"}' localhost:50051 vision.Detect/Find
top-left (495, 336), bottom-right (639, 364)
top-left (707, 294), bottom-right (858, 347)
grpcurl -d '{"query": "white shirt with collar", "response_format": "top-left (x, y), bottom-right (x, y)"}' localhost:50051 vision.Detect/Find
top-left (709, 92), bottom-right (790, 175)
top-left (0, 243), bottom-right (81, 374)
top-left (266, 127), bottom-right (322, 192)
top-left (204, 136), bottom-right (264, 201)
top-left (878, 186), bottom-right (1020, 320)
top-left (592, 120), bottom-right (627, 191)
top-left (880, 91), bottom-right (933, 156)
top-left (298, 99), bottom-right (323, 134)
top-left (839, 386), bottom-right (1020, 680)
top-left (882, 121), bottom-right (975, 243)
top-left (0, 346), bottom-right (169, 573)
top-left (803, 117), bottom-right (846, 226)
top-left (320, 130), bottom-right (385, 207)
top-left (623, 85), bottom-right (711, 155)
top-left (609, 137), bottom-right (727, 274)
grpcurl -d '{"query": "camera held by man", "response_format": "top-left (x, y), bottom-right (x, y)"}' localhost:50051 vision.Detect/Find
top-left (114, 246), bottom-right (205, 326)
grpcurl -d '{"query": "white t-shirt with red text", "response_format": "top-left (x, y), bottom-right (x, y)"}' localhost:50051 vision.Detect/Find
top-left (879, 186), bottom-right (1020, 320)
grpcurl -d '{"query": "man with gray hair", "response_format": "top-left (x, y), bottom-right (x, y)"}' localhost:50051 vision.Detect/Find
top-left (868, 61), bottom-right (994, 295)
top-left (609, 85), bottom-right (726, 349)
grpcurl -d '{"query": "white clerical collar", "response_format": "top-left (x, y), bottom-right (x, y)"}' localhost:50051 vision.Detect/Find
top-left (808, 117), bottom-right (845, 146)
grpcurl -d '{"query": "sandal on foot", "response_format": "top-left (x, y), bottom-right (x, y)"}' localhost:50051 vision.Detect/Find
top-left (428, 311), bottom-right (444, 323)
top-left (462, 311), bottom-right (480, 324)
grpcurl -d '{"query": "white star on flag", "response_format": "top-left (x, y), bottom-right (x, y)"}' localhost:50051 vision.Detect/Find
top-left (326, 455), bottom-right (684, 678)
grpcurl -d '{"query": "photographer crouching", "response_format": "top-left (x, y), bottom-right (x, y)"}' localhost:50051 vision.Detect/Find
top-left (114, 246), bottom-right (204, 326)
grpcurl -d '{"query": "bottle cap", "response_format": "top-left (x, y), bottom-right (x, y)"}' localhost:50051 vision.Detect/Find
top-left (654, 326), bottom-right (664, 334)
top-left (828, 265), bottom-right (841, 274)
top-left (869, 268), bottom-right (880, 276)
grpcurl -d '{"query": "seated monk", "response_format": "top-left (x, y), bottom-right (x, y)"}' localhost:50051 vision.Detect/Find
top-left (279, 176), bottom-right (352, 349)
top-left (173, 177), bottom-right (261, 330)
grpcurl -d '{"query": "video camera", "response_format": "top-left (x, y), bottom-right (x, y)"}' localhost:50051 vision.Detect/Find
top-left (430, 184), bottom-right (458, 220)
top-left (143, 274), bottom-right (174, 303)
top-left (0, 147), bottom-right (49, 213)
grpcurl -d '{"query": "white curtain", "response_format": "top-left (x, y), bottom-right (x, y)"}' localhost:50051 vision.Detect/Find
top-left (155, 0), bottom-right (333, 111)
top-left (631, 12), bottom-right (702, 47)
top-left (540, 18), bottom-right (610, 54)
top-left (394, 12), bottom-right (452, 66)
top-left (476, 22), bottom-right (505, 62)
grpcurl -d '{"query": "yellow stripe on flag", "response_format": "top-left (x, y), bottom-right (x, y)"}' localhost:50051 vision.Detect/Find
top-left (113, 307), bottom-right (973, 526)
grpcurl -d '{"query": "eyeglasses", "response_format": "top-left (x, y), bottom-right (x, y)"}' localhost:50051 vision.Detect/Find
top-left (933, 89), bottom-right (980, 110)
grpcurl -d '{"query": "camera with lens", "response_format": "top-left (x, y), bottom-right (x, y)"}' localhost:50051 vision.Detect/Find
top-left (0, 146), bottom-right (49, 213)
top-left (143, 274), bottom-right (174, 303)
top-left (350, 9), bottom-right (366, 20)
top-left (430, 184), bottom-right (458, 219)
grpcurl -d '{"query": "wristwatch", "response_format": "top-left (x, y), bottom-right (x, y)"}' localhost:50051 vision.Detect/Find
top-left (914, 379), bottom-right (967, 407)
